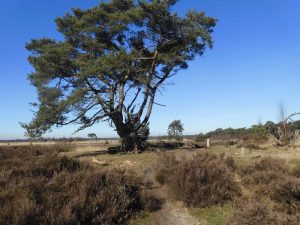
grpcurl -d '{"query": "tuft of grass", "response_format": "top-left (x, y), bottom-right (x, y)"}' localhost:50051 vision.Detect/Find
top-left (190, 204), bottom-right (233, 225)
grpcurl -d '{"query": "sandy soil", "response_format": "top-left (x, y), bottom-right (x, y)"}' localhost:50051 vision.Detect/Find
top-left (152, 185), bottom-right (204, 225)
top-left (154, 200), bottom-right (204, 225)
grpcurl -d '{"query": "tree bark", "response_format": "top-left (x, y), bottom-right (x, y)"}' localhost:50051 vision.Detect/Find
top-left (121, 134), bottom-right (138, 152)
top-left (111, 115), bottom-right (138, 152)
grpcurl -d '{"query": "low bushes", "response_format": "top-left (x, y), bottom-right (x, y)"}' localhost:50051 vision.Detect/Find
top-left (227, 199), bottom-right (299, 225)
top-left (0, 145), bottom-right (160, 225)
top-left (228, 157), bottom-right (300, 224)
top-left (0, 144), bottom-right (69, 159)
top-left (156, 152), bottom-right (300, 224)
top-left (239, 157), bottom-right (288, 187)
top-left (156, 152), bottom-right (240, 207)
top-left (1, 170), bottom-right (146, 225)
top-left (155, 153), bottom-right (178, 185)
top-left (242, 157), bottom-right (288, 174)
top-left (223, 156), bottom-right (237, 171)
top-left (140, 192), bottom-right (164, 212)
top-left (271, 176), bottom-right (300, 214)
top-left (291, 164), bottom-right (300, 178)
top-left (229, 199), bottom-right (274, 225)
top-left (226, 140), bottom-right (237, 146)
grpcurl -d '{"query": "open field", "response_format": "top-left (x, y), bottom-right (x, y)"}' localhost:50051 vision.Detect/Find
top-left (0, 140), bottom-right (119, 147)
top-left (2, 141), bottom-right (300, 225)
top-left (59, 140), bottom-right (300, 171)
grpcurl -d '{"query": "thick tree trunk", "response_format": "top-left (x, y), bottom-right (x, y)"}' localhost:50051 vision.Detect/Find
top-left (112, 114), bottom-right (149, 152)
top-left (121, 134), bottom-right (138, 152)
top-left (114, 122), bottom-right (137, 152)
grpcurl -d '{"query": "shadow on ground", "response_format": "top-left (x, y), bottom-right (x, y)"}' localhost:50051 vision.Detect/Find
top-left (73, 150), bottom-right (107, 158)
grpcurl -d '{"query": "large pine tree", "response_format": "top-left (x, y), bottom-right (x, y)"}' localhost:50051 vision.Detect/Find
top-left (23, 0), bottom-right (216, 151)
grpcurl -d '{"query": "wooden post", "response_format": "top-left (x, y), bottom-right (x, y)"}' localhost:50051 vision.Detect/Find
top-left (206, 138), bottom-right (210, 148)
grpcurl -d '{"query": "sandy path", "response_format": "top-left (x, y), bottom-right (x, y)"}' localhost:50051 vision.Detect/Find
top-left (150, 183), bottom-right (204, 225)
top-left (153, 200), bottom-right (204, 225)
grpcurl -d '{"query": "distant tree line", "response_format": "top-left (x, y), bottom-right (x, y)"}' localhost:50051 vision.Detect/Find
top-left (197, 120), bottom-right (300, 146)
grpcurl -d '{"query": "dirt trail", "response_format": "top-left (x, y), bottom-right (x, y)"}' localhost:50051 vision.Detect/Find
top-left (153, 200), bottom-right (204, 225)
top-left (139, 157), bottom-right (205, 225)
top-left (150, 184), bottom-right (204, 225)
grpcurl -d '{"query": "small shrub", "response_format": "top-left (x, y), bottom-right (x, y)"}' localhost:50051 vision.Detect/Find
top-left (239, 157), bottom-right (288, 185)
top-left (239, 157), bottom-right (289, 196)
top-left (141, 192), bottom-right (164, 212)
top-left (31, 154), bottom-right (81, 178)
top-left (242, 170), bottom-right (284, 187)
top-left (169, 152), bottom-right (240, 207)
top-left (155, 168), bottom-right (169, 185)
top-left (229, 157), bottom-right (300, 225)
top-left (271, 176), bottom-right (300, 214)
top-left (291, 165), bottom-right (300, 178)
top-left (224, 156), bottom-right (236, 171)
top-left (228, 199), bottom-right (292, 225)
top-left (226, 140), bottom-right (237, 146)
top-left (155, 153), bottom-right (178, 184)
top-left (227, 199), bottom-right (300, 225)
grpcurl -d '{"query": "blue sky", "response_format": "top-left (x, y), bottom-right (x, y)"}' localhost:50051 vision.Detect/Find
top-left (0, 0), bottom-right (299, 139)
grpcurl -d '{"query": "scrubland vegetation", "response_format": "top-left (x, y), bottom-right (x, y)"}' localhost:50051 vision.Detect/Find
top-left (155, 149), bottom-right (300, 225)
top-left (0, 145), bottom-right (161, 225)
top-left (2, 141), bottom-right (300, 225)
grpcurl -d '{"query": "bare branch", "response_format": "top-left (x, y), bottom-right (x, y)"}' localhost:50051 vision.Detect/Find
top-left (153, 102), bottom-right (166, 107)
top-left (285, 112), bottom-right (300, 123)
top-left (127, 88), bottom-right (141, 113)
top-left (59, 102), bottom-right (99, 126)
top-left (136, 50), bottom-right (159, 118)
